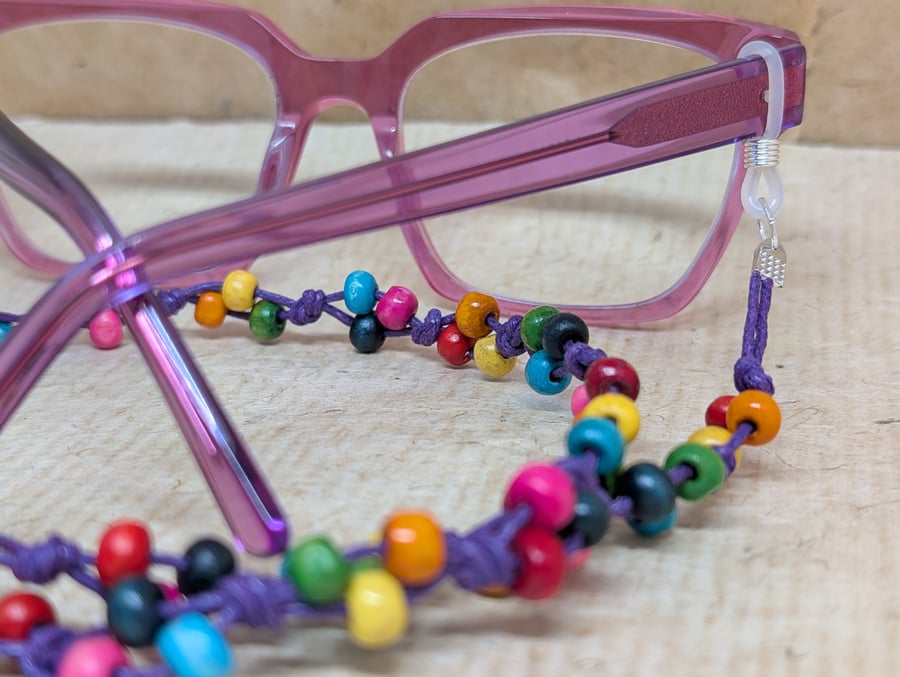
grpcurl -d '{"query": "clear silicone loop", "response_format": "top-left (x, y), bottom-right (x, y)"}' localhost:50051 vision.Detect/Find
top-left (739, 41), bottom-right (786, 220)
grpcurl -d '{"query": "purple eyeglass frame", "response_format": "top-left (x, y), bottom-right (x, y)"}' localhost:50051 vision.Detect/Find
top-left (0, 1), bottom-right (806, 556)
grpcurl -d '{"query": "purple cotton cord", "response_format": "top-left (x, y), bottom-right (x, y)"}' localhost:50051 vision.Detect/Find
top-left (734, 271), bottom-right (774, 394)
top-left (486, 315), bottom-right (525, 358)
top-left (15, 625), bottom-right (92, 677)
top-left (409, 308), bottom-right (445, 346)
top-left (562, 341), bottom-right (606, 381)
top-left (0, 534), bottom-right (101, 593)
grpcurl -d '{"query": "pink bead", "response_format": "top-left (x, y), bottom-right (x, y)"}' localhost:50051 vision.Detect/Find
top-left (160, 582), bottom-right (182, 602)
top-left (570, 384), bottom-right (590, 416)
top-left (88, 309), bottom-right (123, 350)
top-left (503, 463), bottom-right (576, 531)
top-left (566, 548), bottom-right (592, 571)
top-left (57, 635), bottom-right (130, 677)
top-left (374, 286), bottom-right (418, 331)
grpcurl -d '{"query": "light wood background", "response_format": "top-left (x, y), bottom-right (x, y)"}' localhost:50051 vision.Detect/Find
top-left (0, 0), bottom-right (896, 147)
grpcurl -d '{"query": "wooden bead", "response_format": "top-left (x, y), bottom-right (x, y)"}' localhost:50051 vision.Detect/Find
top-left (566, 417), bottom-right (625, 475)
top-left (88, 309), bottom-right (123, 350)
top-left (519, 305), bottom-right (559, 352)
top-left (510, 527), bottom-right (565, 600)
top-left (726, 389), bottom-right (781, 445)
top-left (0, 592), bottom-right (55, 640)
top-left (57, 635), bottom-right (130, 677)
top-left (455, 292), bottom-right (499, 339)
top-left (382, 512), bottom-right (447, 586)
top-left (194, 292), bottom-right (227, 329)
top-left (177, 538), bottom-right (236, 596)
top-left (473, 335), bottom-right (517, 377)
top-left (349, 313), bottom-right (386, 354)
top-left (346, 569), bottom-right (408, 649)
top-left (248, 300), bottom-right (285, 340)
top-left (705, 395), bottom-right (735, 428)
top-left (557, 489), bottom-right (611, 548)
top-left (436, 322), bottom-right (474, 366)
top-left (504, 463), bottom-right (576, 531)
top-left (107, 577), bottom-right (164, 647)
top-left (283, 536), bottom-right (350, 605)
top-left (343, 270), bottom-right (378, 315)
top-left (97, 521), bottom-right (152, 588)
top-left (689, 425), bottom-right (742, 469)
top-left (576, 393), bottom-right (641, 443)
top-left (524, 350), bottom-right (571, 395)
top-left (614, 463), bottom-right (676, 522)
top-left (540, 312), bottom-right (589, 361)
top-left (584, 357), bottom-right (640, 400)
top-left (375, 285), bottom-right (418, 331)
top-left (156, 612), bottom-right (233, 677)
top-left (221, 269), bottom-right (258, 311)
top-left (664, 442), bottom-right (726, 501)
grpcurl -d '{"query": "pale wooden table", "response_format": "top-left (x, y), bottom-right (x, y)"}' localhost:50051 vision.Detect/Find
top-left (0, 122), bottom-right (896, 676)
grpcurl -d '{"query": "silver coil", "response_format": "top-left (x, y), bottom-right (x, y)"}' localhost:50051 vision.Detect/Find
top-left (743, 138), bottom-right (780, 168)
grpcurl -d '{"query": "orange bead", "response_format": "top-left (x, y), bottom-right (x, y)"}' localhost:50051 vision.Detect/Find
top-left (477, 584), bottom-right (511, 599)
top-left (725, 390), bottom-right (781, 445)
top-left (194, 292), bottom-right (228, 329)
top-left (382, 512), bottom-right (446, 586)
top-left (455, 292), bottom-right (500, 339)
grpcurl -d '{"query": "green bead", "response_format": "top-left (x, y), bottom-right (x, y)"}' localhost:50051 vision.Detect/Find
top-left (248, 300), bottom-right (285, 340)
top-left (664, 442), bottom-right (726, 501)
top-left (520, 306), bottom-right (559, 352)
top-left (283, 536), bottom-right (350, 605)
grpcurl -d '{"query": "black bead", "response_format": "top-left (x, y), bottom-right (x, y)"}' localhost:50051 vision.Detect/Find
top-left (614, 462), bottom-right (676, 522)
top-left (349, 313), bottom-right (386, 354)
top-left (177, 538), bottom-right (236, 595)
top-left (107, 576), bottom-right (164, 647)
top-left (558, 489), bottom-right (611, 548)
top-left (541, 312), bottom-right (589, 361)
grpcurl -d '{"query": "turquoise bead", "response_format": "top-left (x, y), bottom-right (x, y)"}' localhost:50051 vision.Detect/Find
top-left (0, 322), bottom-right (11, 344)
top-left (628, 508), bottom-right (678, 537)
top-left (566, 418), bottom-right (625, 475)
top-left (156, 612), bottom-right (234, 677)
top-left (524, 350), bottom-right (571, 395)
top-left (344, 270), bottom-right (378, 315)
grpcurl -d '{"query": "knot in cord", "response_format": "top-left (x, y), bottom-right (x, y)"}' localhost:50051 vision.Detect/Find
top-left (156, 288), bottom-right (190, 315)
top-left (9, 536), bottom-right (85, 584)
top-left (288, 289), bottom-right (326, 325)
top-left (410, 308), bottom-right (444, 346)
top-left (213, 574), bottom-right (296, 630)
top-left (443, 507), bottom-right (530, 591)
top-left (563, 343), bottom-right (606, 381)
top-left (493, 315), bottom-right (524, 358)
top-left (18, 624), bottom-right (79, 676)
top-left (733, 356), bottom-right (774, 394)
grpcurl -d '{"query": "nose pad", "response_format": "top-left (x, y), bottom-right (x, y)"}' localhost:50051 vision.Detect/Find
top-left (290, 105), bottom-right (384, 184)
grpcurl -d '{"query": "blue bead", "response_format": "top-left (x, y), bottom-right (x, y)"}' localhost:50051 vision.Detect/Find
top-left (349, 313), bottom-right (386, 353)
top-left (628, 507), bottom-right (678, 537)
top-left (107, 576), bottom-right (164, 647)
top-left (0, 322), bottom-right (11, 344)
top-left (566, 418), bottom-right (625, 475)
top-left (156, 612), bottom-right (234, 677)
top-left (344, 270), bottom-right (378, 315)
top-left (524, 350), bottom-right (571, 395)
top-left (614, 462), bottom-right (676, 522)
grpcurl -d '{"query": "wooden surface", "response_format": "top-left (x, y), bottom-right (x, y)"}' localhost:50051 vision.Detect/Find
top-left (0, 120), bottom-right (897, 676)
top-left (0, 0), bottom-right (897, 147)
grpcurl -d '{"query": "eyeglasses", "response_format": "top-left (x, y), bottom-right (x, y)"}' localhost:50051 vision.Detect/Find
top-left (0, 2), bottom-right (806, 555)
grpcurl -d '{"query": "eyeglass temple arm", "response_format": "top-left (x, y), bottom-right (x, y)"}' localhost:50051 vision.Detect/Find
top-left (0, 46), bottom-right (804, 540)
top-left (0, 112), bottom-right (287, 557)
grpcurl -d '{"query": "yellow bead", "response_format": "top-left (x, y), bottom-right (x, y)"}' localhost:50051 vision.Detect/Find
top-left (575, 393), bottom-right (640, 443)
top-left (689, 425), bottom-right (742, 469)
top-left (346, 569), bottom-right (408, 649)
top-left (455, 292), bottom-right (500, 339)
top-left (473, 336), bottom-right (517, 377)
top-left (221, 270), bottom-right (258, 312)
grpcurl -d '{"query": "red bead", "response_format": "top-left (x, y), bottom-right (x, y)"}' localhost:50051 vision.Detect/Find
top-left (96, 521), bottom-right (152, 588)
top-left (0, 592), bottom-right (55, 640)
top-left (705, 395), bottom-right (734, 428)
top-left (510, 527), bottom-right (566, 600)
top-left (584, 357), bottom-right (640, 400)
top-left (436, 323), bottom-right (474, 367)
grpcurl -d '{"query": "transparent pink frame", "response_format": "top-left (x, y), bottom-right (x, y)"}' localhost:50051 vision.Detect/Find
top-left (0, 1), bottom-right (806, 556)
